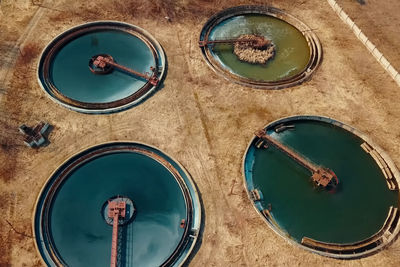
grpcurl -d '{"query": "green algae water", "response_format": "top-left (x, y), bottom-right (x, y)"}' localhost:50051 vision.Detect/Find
top-left (245, 120), bottom-right (398, 244)
top-left (50, 30), bottom-right (154, 103)
top-left (209, 15), bottom-right (310, 81)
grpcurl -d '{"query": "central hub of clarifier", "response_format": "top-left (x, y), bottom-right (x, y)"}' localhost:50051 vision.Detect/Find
top-left (89, 54), bottom-right (114, 75)
top-left (233, 34), bottom-right (275, 64)
top-left (102, 196), bottom-right (135, 226)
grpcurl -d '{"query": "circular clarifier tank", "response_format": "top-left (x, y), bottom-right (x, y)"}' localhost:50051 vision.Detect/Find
top-left (34, 142), bottom-right (201, 266)
top-left (38, 21), bottom-right (166, 113)
top-left (243, 116), bottom-right (400, 258)
top-left (199, 6), bottom-right (321, 89)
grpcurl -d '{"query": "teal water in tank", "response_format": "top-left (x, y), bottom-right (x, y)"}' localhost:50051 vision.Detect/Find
top-left (49, 152), bottom-right (187, 266)
top-left (50, 30), bottom-right (154, 103)
top-left (246, 121), bottom-right (398, 243)
top-left (209, 15), bottom-right (310, 81)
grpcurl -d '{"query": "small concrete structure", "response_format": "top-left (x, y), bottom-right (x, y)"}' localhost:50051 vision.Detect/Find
top-left (250, 189), bottom-right (262, 201)
top-left (361, 142), bottom-right (397, 190)
top-left (274, 123), bottom-right (295, 133)
top-left (19, 121), bottom-right (50, 147)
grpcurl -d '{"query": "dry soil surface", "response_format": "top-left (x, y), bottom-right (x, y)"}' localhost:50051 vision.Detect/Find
top-left (1, 0), bottom-right (400, 266)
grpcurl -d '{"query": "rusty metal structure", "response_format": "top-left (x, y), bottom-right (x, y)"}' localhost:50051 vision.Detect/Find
top-left (107, 198), bottom-right (126, 267)
top-left (19, 121), bottom-right (50, 147)
top-left (89, 54), bottom-right (159, 86)
top-left (199, 35), bottom-right (272, 50)
top-left (255, 129), bottom-right (339, 188)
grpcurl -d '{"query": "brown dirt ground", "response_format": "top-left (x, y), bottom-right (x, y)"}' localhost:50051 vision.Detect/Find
top-left (1, 0), bottom-right (400, 266)
top-left (336, 0), bottom-right (400, 72)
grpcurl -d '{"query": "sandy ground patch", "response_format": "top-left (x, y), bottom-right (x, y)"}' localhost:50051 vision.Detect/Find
top-left (1, 0), bottom-right (400, 266)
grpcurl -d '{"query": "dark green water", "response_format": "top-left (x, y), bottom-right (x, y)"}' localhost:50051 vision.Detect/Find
top-left (50, 30), bottom-right (154, 103)
top-left (209, 15), bottom-right (310, 81)
top-left (247, 121), bottom-right (398, 243)
top-left (49, 152), bottom-right (187, 266)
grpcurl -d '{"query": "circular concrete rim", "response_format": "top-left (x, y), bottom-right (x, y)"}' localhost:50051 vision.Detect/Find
top-left (199, 5), bottom-right (322, 89)
top-left (32, 141), bottom-right (201, 267)
top-left (242, 115), bottom-right (400, 259)
top-left (37, 21), bottom-right (166, 114)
